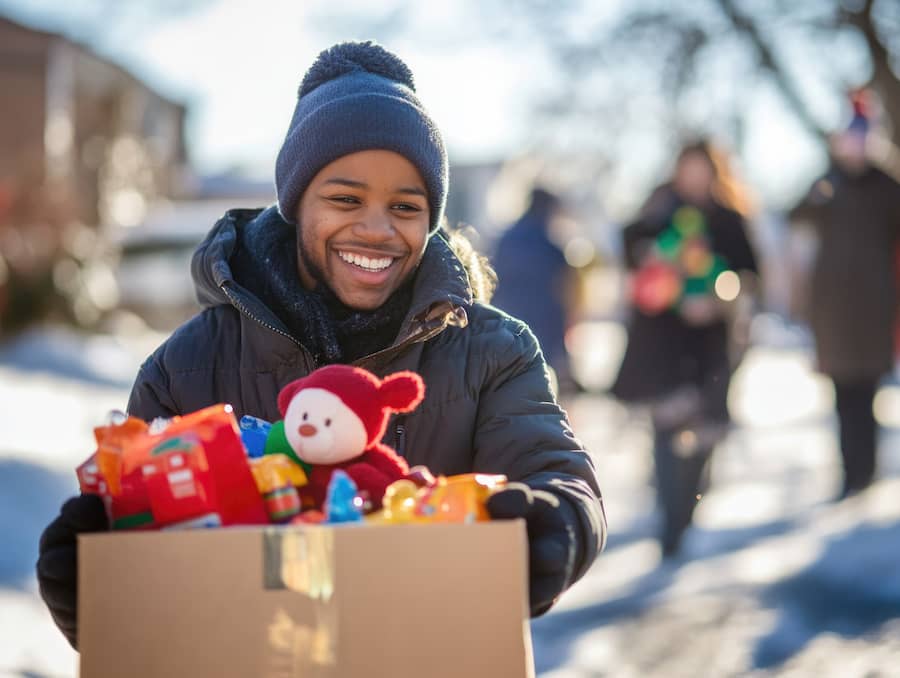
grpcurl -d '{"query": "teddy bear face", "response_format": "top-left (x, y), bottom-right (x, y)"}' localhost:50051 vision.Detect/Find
top-left (283, 388), bottom-right (368, 464)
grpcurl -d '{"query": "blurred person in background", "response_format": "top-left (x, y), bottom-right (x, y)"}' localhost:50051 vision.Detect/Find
top-left (788, 91), bottom-right (900, 501)
top-left (492, 187), bottom-right (581, 396)
top-left (611, 140), bottom-right (759, 557)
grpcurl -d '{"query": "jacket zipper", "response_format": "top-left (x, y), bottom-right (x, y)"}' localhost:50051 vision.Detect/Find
top-left (220, 283), bottom-right (301, 347)
top-left (395, 421), bottom-right (407, 458)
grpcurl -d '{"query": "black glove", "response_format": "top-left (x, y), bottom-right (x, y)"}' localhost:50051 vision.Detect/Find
top-left (36, 494), bottom-right (108, 649)
top-left (486, 482), bottom-right (580, 617)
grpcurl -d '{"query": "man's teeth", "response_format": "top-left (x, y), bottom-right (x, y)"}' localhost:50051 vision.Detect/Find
top-left (337, 251), bottom-right (393, 271)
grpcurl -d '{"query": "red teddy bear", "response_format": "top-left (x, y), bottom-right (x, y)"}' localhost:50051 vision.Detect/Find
top-left (277, 365), bottom-right (424, 509)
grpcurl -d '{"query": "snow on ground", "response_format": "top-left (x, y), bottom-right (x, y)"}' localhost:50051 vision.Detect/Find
top-left (1, 321), bottom-right (899, 677)
top-left (0, 327), bottom-right (151, 678)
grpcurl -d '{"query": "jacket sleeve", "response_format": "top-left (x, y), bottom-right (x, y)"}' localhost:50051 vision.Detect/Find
top-left (471, 320), bottom-right (607, 584)
top-left (126, 353), bottom-right (180, 422)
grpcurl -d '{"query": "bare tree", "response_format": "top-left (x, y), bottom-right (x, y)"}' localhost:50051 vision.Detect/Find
top-left (507, 0), bottom-right (900, 156)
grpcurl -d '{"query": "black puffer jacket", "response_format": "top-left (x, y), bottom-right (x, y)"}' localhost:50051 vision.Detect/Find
top-left (127, 207), bottom-right (606, 593)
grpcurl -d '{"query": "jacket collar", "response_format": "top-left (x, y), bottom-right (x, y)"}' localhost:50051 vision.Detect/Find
top-left (191, 206), bottom-right (471, 361)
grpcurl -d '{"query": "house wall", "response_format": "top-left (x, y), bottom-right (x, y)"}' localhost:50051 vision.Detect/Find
top-left (0, 18), bottom-right (51, 184)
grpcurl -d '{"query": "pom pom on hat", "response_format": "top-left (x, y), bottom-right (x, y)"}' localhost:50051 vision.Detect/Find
top-left (299, 41), bottom-right (415, 98)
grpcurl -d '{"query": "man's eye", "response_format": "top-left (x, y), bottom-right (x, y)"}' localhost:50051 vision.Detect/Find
top-left (330, 195), bottom-right (360, 205)
top-left (393, 203), bottom-right (422, 212)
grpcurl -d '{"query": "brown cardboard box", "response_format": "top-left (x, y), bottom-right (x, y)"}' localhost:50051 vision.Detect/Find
top-left (79, 521), bottom-right (533, 677)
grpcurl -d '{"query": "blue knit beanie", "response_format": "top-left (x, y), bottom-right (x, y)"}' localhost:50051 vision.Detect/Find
top-left (275, 41), bottom-right (448, 233)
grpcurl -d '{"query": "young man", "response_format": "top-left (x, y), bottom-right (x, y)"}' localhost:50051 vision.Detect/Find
top-left (37, 41), bottom-right (606, 649)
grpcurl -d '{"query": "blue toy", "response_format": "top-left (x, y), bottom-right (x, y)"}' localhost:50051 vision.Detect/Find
top-left (324, 470), bottom-right (364, 524)
top-left (238, 415), bottom-right (272, 458)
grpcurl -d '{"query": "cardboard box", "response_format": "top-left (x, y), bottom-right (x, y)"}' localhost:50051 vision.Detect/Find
top-left (79, 521), bottom-right (534, 677)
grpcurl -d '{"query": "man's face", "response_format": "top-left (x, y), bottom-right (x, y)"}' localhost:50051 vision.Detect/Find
top-left (296, 150), bottom-right (430, 310)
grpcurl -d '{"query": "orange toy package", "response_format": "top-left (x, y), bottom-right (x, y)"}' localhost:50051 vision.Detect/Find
top-left (77, 405), bottom-right (269, 530)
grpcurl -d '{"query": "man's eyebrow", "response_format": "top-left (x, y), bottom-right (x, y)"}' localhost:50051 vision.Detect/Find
top-left (322, 177), bottom-right (427, 198)
top-left (322, 178), bottom-right (367, 190)
top-left (396, 186), bottom-right (427, 198)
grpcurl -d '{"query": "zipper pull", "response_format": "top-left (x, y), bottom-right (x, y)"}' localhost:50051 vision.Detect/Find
top-left (394, 422), bottom-right (406, 458)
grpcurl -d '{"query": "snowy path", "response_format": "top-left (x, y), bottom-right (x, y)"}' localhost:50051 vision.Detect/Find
top-left (535, 341), bottom-right (900, 676)
top-left (1, 326), bottom-right (899, 677)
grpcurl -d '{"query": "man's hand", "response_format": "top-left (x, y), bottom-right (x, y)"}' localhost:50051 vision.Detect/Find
top-left (486, 482), bottom-right (579, 617)
top-left (36, 494), bottom-right (108, 649)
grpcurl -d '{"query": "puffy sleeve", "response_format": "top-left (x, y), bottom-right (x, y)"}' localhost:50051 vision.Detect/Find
top-left (126, 352), bottom-right (179, 422)
top-left (471, 318), bottom-right (607, 585)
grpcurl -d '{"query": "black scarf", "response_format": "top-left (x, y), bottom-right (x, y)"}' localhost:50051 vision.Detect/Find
top-left (230, 213), bottom-right (413, 365)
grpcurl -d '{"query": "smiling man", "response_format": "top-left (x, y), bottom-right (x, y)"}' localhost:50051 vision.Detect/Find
top-left (296, 150), bottom-right (430, 311)
top-left (36, 41), bottom-right (606, 649)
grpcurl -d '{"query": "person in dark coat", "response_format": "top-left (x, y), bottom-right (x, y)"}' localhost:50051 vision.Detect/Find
top-left (491, 188), bottom-right (578, 394)
top-left (35, 41), bottom-right (606, 650)
top-left (612, 140), bottom-right (759, 557)
top-left (788, 94), bottom-right (900, 499)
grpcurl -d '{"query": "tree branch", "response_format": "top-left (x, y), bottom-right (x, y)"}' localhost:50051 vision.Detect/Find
top-left (716, 0), bottom-right (828, 142)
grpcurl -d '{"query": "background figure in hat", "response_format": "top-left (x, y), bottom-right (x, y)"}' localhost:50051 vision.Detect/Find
top-left (788, 89), bottom-right (900, 500)
top-left (35, 40), bottom-right (606, 649)
top-left (491, 187), bottom-right (581, 396)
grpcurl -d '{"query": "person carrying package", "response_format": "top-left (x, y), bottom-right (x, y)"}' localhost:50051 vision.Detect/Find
top-left (36, 40), bottom-right (606, 649)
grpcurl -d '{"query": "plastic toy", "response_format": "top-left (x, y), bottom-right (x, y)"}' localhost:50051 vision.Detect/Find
top-left (373, 473), bottom-right (507, 525)
top-left (249, 453), bottom-right (309, 522)
top-left (238, 415), bottom-right (272, 458)
top-left (324, 470), bottom-right (364, 524)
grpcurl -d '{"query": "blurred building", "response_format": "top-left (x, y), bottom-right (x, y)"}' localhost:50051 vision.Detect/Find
top-left (0, 15), bottom-right (189, 332)
top-left (0, 15), bottom-right (188, 226)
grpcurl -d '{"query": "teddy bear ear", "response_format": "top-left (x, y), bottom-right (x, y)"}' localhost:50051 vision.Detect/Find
top-left (277, 379), bottom-right (306, 417)
top-left (378, 371), bottom-right (425, 413)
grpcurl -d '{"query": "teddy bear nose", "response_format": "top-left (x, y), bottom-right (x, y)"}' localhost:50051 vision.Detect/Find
top-left (298, 424), bottom-right (317, 437)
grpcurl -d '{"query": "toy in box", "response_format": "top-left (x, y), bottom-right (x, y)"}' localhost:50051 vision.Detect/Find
top-left (77, 366), bottom-right (507, 530)
top-left (78, 404), bottom-right (270, 529)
